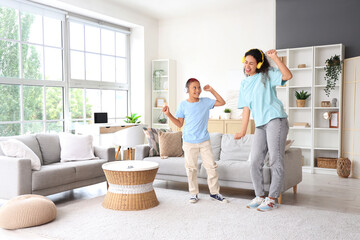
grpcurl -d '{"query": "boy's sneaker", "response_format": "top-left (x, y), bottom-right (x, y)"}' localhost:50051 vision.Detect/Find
top-left (189, 194), bottom-right (199, 203)
top-left (246, 196), bottom-right (265, 209)
top-left (210, 193), bottom-right (228, 203)
top-left (257, 197), bottom-right (277, 211)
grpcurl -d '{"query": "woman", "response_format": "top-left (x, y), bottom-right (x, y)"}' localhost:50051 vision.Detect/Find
top-left (236, 48), bottom-right (292, 211)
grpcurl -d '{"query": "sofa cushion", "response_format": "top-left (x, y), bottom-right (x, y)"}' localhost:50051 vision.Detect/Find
top-left (59, 133), bottom-right (97, 162)
top-left (0, 139), bottom-right (41, 171)
top-left (159, 131), bottom-right (184, 158)
top-left (32, 163), bottom-right (77, 191)
top-left (199, 160), bottom-right (270, 184)
top-left (36, 134), bottom-right (61, 165)
top-left (209, 133), bottom-right (222, 160)
top-left (0, 135), bottom-right (43, 164)
top-left (197, 133), bottom-right (222, 161)
top-left (143, 128), bottom-right (171, 157)
top-left (144, 157), bottom-right (201, 177)
top-left (220, 134), bottom-right (253, 161)
top-left (60, 159), bottom-right (107, 181)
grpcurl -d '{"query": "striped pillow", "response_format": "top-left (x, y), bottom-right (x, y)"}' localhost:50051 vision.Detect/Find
top-left (143, 128), bottom-right (171, 156)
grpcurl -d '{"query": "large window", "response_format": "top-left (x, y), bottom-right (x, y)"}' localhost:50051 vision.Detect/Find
top-left (68, 18), bottom-right (130, 130)
top-left (69, 21), bottom-right (128, 83)
top-left (0, 0), bottom-right (130, 136)
top-left (0, 2), bottom-right (64, 136)
top-left (70, 88), bottom-right (128, 131)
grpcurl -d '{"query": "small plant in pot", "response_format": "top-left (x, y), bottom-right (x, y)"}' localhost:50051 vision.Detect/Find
top-left (324, 55), bottom-right (342, 97)
top-left (158, 111), bottom-right (167, 124)
top-left (295, 90), bottom-right (311, 107)
top-left (224, 108), bottom-right (231, 119)
top-left (124, 113), bottom-right (141, 124)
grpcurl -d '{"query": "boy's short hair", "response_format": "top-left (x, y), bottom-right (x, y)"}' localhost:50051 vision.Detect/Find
top-left (185, 78), bottom-right (199, 88)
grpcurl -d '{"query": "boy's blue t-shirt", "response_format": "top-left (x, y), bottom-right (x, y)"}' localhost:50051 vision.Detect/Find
top-left (238, 68), bottom-right (288, 127)
top-left (175, 97), bottom-right (216, 143)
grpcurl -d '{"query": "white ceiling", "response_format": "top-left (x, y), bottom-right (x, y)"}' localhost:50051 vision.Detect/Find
top-left (107, 0), bottom-right (246, 20)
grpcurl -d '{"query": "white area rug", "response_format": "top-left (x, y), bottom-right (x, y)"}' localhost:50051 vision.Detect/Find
top-left (18, 188), bottom-right (360, 240)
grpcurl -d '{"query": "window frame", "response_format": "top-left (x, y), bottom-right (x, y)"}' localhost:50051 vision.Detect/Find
top-left (67, 15), bottom-right (131, 130)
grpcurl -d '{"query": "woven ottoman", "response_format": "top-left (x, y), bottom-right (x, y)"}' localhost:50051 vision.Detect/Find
top-left (102, 160), bottom-right (159, 211)
top-left (0, 194), bottom-right (56, 230)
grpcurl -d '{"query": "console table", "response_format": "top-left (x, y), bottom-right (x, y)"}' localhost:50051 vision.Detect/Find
top-left (208, 119), bottom-right (255, 134)
top-left (75, 123), bottom-right (146, 147)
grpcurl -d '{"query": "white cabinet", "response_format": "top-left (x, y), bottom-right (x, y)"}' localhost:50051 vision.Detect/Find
top-left (151, 59), bottom-right (176, 129)
top-left (276, 44), bottom-right (344, 174)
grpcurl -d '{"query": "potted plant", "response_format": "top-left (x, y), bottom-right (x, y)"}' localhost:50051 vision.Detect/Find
top-left (124, 113), bottom-right (141, 124)
top-left (295, 90), bottom-right (311, 107)
top-left (324, 55), bottom-right (342, 97)
top-left (153, 69), bottom-right (164, 90)
top-left (158, 111), bottom-right (167, 124)
top-left (224, 108), bottom-right (231, 119)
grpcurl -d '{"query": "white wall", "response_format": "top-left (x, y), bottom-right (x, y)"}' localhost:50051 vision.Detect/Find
top-left (32, 0), bottom-right (159, 126)
top-left (343, 57), bottom-right (360, 178)
top-left (158, 0), bottom-right (276, 119)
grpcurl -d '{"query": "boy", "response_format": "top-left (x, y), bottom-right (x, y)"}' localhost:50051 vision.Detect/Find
top-left (162, 78), bottom-right (228, 203)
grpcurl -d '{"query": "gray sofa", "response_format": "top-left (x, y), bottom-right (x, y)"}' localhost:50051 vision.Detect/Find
top-left (136, 133), bottom-right (302, 203)
top-left (0, 134), bottom-right (115, 199)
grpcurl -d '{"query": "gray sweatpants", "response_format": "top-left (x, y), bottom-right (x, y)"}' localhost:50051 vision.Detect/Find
top-left (250, 118), bottom-right (289, 198)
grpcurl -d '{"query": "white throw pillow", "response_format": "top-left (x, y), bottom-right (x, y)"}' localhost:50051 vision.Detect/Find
top-left (59, 133), bottom-right (97, 162)
top-left (0, 139), bottom-right (41, 171)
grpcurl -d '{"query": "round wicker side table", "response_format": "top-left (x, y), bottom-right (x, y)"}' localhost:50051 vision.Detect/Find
top-left (102, 160), bottom-right (159, 211)
top-left (337, 158), bottom-right (351, 178)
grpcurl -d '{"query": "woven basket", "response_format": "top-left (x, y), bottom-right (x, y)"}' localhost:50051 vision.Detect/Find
top-left (316, 157), bottom-right (337, 169)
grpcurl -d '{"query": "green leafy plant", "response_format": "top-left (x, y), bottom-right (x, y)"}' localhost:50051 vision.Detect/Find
top-left (153, 69), bottom-right (164, 90)
top-left (158, 118), bottom-right (167, 124)
top-left (124, 113), bottom-right (141, 124)
top-left (158, 111), bottom-right (167, 124)
top-left (295, 90), bottom-right (311, 100)
top-left (324, 55), bottom-right (342, 97)
top-left (153, 69), bottom-right (164, 77)
top-left (224, 108), bottom-right (231, 113)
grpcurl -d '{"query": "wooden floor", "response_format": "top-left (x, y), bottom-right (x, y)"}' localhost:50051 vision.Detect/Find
top-left (153, 172), bottom-right (360, 214)
top-left (1, 173), bottom-right (360, 239)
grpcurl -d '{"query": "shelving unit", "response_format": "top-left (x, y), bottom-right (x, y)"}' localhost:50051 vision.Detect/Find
top-left (151, 59), bottom-right (176, 129)
top-left (277, 44), bottom-right (344, 174)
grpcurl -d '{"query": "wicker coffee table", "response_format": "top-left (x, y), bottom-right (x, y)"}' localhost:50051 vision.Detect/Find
top-left (102, 160), bottom-right (159, 211)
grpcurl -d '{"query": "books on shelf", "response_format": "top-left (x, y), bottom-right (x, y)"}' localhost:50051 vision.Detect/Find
top-left (293, 122), bottom-right (310, 128)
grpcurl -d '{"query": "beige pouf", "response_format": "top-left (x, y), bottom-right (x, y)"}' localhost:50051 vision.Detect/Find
top-left (0, 194), bottom-right (57, 230)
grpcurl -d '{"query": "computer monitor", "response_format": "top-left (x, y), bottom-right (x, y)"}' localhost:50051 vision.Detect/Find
top-left (94, 112), bottom-right (108, 124)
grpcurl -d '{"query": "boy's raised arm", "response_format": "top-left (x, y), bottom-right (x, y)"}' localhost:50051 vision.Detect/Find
top-left (162, 105), bottom-right (184, 128)
top-left (203, 85), bottom-right (226, 106)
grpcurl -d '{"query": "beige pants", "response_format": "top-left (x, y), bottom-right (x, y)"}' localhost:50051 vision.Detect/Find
top-left (183, 140), bottom-right (220, 195)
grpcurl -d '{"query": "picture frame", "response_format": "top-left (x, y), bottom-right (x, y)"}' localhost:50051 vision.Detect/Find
top-left (329, 112), bottom-right (339, 128)
top-left (156, 98), bottom-right (165, 107)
